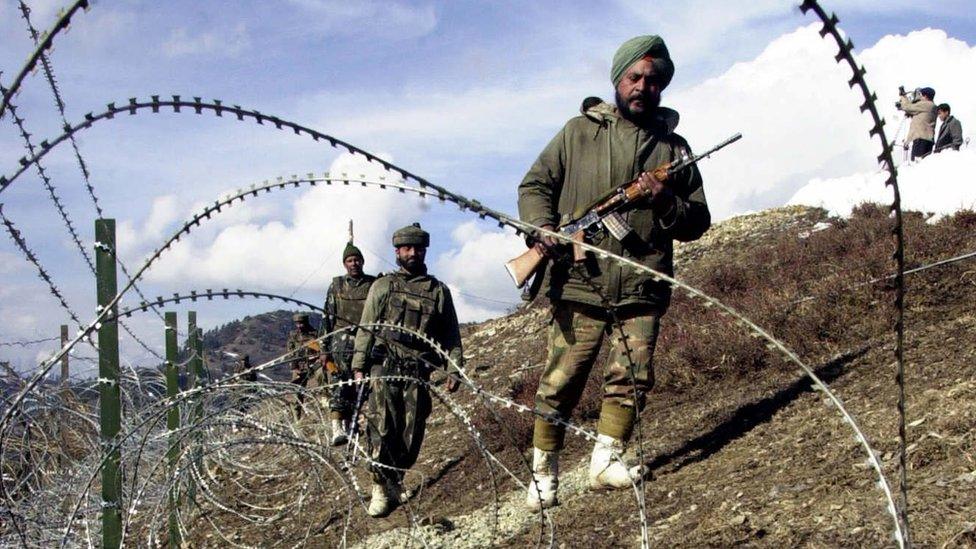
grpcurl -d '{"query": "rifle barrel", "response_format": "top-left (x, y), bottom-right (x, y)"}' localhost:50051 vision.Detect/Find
top-left (668, 132), bottom-right (742, 176)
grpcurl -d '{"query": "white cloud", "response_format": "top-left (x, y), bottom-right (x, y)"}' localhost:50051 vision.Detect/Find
top-left (141, 152), bottom-right (427, 292)
top-left (788, 148), bottom-right (976, 220)
top-left (118, 194), bottom-right (180, 256)
top-left (163, 22), bottom-right (251, 58)
top-left (304, 81), bottom-right (582, 160)
top-left (434, 220), bottom-right (525, 322)
top-left (287, 0), bottom-right (437, 39)
top-left (670, 25), bottom-right (976, 220)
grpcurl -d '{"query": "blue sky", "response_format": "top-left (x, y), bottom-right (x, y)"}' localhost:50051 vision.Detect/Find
top-left (1, 0), bottom-right (974, 372)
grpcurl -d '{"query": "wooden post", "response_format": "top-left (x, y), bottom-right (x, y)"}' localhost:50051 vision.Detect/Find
top-left (164, 312), bottom-right (181, 547)
top-left (95, 219), bottom-right (121, 548)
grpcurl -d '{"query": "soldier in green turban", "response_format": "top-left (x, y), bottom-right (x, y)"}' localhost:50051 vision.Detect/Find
top-left (518, 34), bottom-right (711, 509)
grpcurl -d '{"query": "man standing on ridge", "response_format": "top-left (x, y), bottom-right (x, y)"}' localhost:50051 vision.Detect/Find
top-left (517, 35), bottom-right (711, 510)
top-left (351, 223), bottom-right (463, 518)
top-left (899, 86), bottom-right (937, 160)
top-left (934, 103), bottom-right (964, 153)
top-left (321, 241), bottom-right (376, 446)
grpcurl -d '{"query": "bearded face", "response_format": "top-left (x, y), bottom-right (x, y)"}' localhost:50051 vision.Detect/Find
top-left (394, 245), bottom-right (426, 273)
top-left (615, 56), bottom-right (663, 123)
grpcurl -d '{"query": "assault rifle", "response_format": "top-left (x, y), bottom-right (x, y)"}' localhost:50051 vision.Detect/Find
top-left (505, 133), bottom-right (742, 289)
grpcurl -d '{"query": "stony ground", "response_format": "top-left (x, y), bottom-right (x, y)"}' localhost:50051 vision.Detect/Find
top-left (186, 206), bottom-right (976, 548)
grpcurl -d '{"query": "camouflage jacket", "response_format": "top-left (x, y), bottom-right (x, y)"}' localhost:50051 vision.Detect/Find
top-left (322, 274), bottom-right (376, 361)
top-left (286, 326), bottom-right (319, 372)
top-left (518, 98), bottom-right (711, 311)
top-left (351, 268), bottom-right (463, 374)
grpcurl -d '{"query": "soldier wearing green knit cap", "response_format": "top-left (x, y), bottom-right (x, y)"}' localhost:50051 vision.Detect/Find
top-left (517, 35), bottom-right (711, 510)
top-left (320, 239), bottom-right (376, 445)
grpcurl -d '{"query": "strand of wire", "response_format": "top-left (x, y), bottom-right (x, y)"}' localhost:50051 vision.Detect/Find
top-left (0, 97), bottom-right (902, 540)
top-left (0, 0), bottom-right (91, 120)
top-left (799, 2), bottom-right (910, 545)
top-left (0, 86), bottom-right (162, 360)
top-left (17, 0), bottom-right (103, 217)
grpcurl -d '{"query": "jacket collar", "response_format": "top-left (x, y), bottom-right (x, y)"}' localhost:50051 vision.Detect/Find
top-left (580, 97), bottom-right (679, 135)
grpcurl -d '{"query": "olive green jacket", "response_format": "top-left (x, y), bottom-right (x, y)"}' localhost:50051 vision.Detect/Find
top-left (518, 99), bottom-right (711, 311)
top-left (351, 268), bottom-right (463, 374)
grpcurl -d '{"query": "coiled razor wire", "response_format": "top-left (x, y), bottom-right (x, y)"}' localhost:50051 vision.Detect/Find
top-left (0, 1), bottom-right (923, 544)
top-left (800, 1), bottom-right (909, 545)
top-left (1, 165), bottom-right (900, 547)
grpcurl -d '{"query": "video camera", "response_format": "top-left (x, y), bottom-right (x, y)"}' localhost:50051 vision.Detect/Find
top-left (895, 86), bottom-right (920, 109)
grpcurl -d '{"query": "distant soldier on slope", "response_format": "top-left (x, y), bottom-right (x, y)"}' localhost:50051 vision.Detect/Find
top-left (286, 313), bottom-right (320, 419)
top-left (321, 240), bottom-right (376, 446)
top-left (517, 35), bottom-right (711, 509)
top-left (351, 223), bottom-right (463, 518)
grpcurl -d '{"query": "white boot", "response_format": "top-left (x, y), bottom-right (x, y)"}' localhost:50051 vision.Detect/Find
top-left (367, 481), bottom-right (392, 517)
top-left (525, 447), bottom-right (559, 510)
top-left (330, 418), bottom-right (348, 446)
top-left (588, 434), bottom-right (644, 490)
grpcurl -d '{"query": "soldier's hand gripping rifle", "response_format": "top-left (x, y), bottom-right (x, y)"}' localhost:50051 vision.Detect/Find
top-left (505, 133), bottom-right (742, 289)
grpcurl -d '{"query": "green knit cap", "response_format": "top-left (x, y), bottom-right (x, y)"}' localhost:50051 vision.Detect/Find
top-left (342, 241), bottom-right (363, 260)
top-left (611, 35), bottom-right (674, 88)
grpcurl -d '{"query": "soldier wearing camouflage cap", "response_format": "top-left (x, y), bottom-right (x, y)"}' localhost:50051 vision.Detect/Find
top-left (320, 240), bottom-right (376, 445)
top-left (351, 222), bottom-right (463, 517)
top-left (518, 35), bottom-right (711, 509)
top-left (286, 312), bottom-right (320, 419)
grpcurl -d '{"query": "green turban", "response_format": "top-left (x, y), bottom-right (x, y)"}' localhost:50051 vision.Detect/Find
top-left (611, 35), bottom-right (674, 88)
top-left (342, 241), bottom-right (363, 260)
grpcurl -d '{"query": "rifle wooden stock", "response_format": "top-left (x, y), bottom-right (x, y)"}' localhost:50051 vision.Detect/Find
top-left (505, 246), bottom-right (544, 288)
top-left (571, 230), bottom-right (586, 261)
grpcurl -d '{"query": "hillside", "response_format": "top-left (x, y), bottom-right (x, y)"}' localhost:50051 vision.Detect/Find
top-left (200, 310), bottom-right (321, 381)
top-left (188, 205), bottom-right (976, 547)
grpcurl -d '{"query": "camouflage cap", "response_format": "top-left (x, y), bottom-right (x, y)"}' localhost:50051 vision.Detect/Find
top-left (293, 313), bottom-right (310, 322)
top-left (392, 222), bottom-right (430, 247)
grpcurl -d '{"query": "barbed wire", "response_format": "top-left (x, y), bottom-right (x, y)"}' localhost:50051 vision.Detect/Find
top-left (0, 85), bottom-right (164, 361)
top-left (799, 2), bottom-right (910, 545)
top-left (0, 2), bottom-right (942, 543)
top-left (0, 337), bottom-right (60, 348)
top-left (3, 158), bottom-right (902, 547)
top-left (0, 204), bottom-right (88, 340)
top-left (17, 0), bottom-right (103, 218)
top-left (0, 0), bottom-right (91, 120)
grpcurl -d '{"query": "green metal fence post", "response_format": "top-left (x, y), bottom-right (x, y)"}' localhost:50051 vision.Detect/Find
top-left (95, 219), bottom-right (121, 548)
top-left (164, 312), bottom-right (181, 547)
top-left (186, 311), bottom-right (198, 505)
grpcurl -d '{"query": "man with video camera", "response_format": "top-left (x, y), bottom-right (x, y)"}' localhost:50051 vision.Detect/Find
top-left (897, 86), bottom-right (937, 160)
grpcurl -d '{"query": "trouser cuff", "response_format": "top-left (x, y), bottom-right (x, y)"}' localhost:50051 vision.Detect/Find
top-left (597, 401), bottom-right (635, 441)
top-left (532, 417), bottom-right (566, 451)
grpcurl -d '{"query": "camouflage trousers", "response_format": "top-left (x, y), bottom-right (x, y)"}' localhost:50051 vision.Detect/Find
top-left (290, 364), bottom-right (311, 419)
top-left (533, 300), bottom-right (660, 451)
top-left (325, 356), bottom-right (356, 421)
top-left (366, 361), bottom-right (432, 484)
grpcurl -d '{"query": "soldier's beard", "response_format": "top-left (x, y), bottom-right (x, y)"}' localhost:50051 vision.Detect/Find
top-left (397, 256), bottom-right (426, 274)
top-left (615, 90), bottom-right (660, 125)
